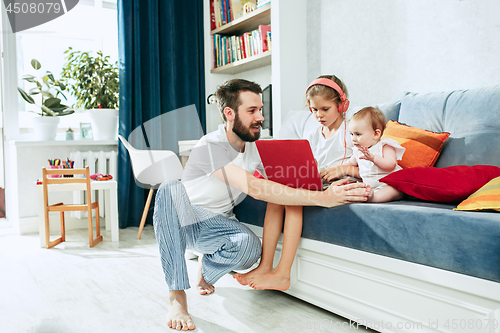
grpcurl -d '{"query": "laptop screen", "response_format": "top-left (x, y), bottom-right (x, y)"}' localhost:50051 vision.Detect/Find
top-left (255, 139), bottom-right (323, 190)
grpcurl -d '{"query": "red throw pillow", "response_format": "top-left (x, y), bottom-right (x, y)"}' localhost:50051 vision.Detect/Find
top-left (380, 165), bottom-right (500, 202)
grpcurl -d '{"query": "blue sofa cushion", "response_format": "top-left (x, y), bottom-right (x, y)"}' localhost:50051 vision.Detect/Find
top-left (234, 197), bottom-right (500, 283)
top-left (399, 91), bottom-right (452, 132)
top-left (376, 100), bottom-right (401, 122)
top-left (444, 85), bottom-right (500, 133)
top-left (275, 111), bottom-right (320, 139)
top-left (435, 130), bottom-right (500, 168)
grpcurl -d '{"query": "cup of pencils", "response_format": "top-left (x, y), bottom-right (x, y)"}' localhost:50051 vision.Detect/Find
top-left (63, 158), bottom-right (74, 178)
top-left (47, 159), bottom-right (63, 178)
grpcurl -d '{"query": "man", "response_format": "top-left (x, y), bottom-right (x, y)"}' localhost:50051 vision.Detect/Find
top-left (153, 79), bottom-right (369, 331)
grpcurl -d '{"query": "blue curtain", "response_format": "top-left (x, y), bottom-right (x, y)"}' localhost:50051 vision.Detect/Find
top-left (117, 0), bottom-right (206, 228)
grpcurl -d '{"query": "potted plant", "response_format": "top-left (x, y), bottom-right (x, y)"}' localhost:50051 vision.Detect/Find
top-left (61, 47), bottom-right (119, 140)
top-left (18, 59), bottom-right (75, 140)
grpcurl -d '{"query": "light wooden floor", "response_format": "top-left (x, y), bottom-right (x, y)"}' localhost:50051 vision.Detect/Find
top-left (0, 226), bottom-right (374, 333)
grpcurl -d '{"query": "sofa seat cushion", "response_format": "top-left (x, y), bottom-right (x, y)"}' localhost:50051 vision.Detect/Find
top-left (234, 196), bottom-right (500, 283)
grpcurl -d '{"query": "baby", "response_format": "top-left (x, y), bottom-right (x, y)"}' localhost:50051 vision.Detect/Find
top-left (347, 107), bottom-right (405, 202)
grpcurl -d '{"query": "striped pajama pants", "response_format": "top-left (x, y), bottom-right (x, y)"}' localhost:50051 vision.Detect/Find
top-left (153, 179), bottom-right (262, 290)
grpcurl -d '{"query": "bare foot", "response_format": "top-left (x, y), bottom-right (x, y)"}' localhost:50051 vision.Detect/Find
top-left (196, 255), bottom-right (214, 295)
top-left (248, 271), bottom-right (290, 291)
top-left (233, 265), bottom-right (271, 286)
top-left (167, 290), bottom-right (196, 331)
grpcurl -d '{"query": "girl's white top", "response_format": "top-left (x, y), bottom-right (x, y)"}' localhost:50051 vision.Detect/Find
top-left (305, 121), bottom-right (353, 171)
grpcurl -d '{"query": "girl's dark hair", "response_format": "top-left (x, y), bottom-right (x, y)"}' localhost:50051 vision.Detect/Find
top-left (215, 79), bottom-right (262, 122)
top-left (306, 75), bottom-right (349, 106)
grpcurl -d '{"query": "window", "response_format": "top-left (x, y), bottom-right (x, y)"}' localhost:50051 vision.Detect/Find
top-left (10, 1), bottom-right (118, 133)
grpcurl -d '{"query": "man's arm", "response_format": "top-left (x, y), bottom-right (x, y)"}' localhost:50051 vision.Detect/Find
top-left (212, 164), bottom-right (368, 208)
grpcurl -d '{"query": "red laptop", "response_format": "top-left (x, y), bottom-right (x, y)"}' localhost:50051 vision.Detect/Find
top-left (255, 139), bottom-right (324, 190)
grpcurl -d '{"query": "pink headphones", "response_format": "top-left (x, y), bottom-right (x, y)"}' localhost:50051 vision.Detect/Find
top-left (306, 78), bottom-right (350, 113)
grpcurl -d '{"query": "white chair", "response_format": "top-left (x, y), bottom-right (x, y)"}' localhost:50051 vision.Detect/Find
top-left (118, 135), bottom-right (184, 239)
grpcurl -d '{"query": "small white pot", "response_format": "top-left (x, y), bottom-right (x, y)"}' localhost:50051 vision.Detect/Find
top-left (88, 109), bottom-right (119, 140)
top-left (32, 116), bottom-right (60, 140)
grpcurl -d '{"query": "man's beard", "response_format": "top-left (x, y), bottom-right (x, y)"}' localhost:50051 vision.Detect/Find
top-left (233, 112), bottom-right (262, 142)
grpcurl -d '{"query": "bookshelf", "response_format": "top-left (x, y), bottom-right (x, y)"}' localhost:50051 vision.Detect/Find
top-left (210, 3), bottom-right (271, 74)
top-left (204, 0), bottom-right (308, 136)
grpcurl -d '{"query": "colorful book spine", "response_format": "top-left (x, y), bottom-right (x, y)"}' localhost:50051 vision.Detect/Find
top-left (228, 0), bottom-right (234, 22)
top-left (210, 0), bottom-right (216, 30)
top-left (258, 25), bottom-right (271, 52)
top-left (240, 36), bottom-right (246, 59)
top-left (224, 0), bottom-right (228, 25)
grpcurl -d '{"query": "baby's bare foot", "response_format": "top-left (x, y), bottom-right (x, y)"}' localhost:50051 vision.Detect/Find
top-left (248, 271), bottom-right (290, 291)
top-left (167, 290), bottom-right (195, 331)
top-left (234, 265), bottom-right (271, 286)
top-left (196, 255), bottom-right (214, 295)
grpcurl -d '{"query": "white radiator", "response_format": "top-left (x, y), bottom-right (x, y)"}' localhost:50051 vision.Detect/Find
top-left (69, 150), bottom-right (117, 218)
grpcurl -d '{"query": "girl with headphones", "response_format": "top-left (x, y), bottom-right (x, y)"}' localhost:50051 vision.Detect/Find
top-left (305, 74), bottom-right (357, 177)
top-left (234, 75), bottom-right (364, 291)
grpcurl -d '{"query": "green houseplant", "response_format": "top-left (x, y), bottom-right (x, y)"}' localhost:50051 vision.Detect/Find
top-left (61, 47), bottom-right (119, 140)
top-left (61, 47), bottom-right (119, 110)
top-left (18, 59), bottom-right (74, 140)
top-left (18, 59), bottom-right (75, 117)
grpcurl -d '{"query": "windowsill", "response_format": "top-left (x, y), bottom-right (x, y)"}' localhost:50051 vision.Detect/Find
top-left (19, 111), bottom-right (92, 131)
top-left (9, 136), bottom-right (117, 147)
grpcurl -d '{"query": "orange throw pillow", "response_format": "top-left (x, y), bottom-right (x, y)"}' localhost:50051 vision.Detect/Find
top-left (382, 120), bottom-right (450, 169)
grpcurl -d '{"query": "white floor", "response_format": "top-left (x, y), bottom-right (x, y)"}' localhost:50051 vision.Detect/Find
top-left (0, 225), bottom-right (375, 333)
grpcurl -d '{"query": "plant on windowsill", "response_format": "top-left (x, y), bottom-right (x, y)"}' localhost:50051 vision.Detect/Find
top-left (18, 59), bottom-right (75, 140)
top-left (61, 47), bottom-right (119, 140)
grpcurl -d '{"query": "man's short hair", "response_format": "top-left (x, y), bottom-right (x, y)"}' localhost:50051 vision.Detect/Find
top-left (214, 79), bottom-right (262, 123)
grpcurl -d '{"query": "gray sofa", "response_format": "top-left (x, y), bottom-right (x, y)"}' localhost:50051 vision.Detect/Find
top-left (234, 84), bottom-right (500, 333)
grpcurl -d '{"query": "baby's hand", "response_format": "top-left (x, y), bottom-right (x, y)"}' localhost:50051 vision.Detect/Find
top-left (320, 166), bottom-right (343, 182)
top-left (358, 146), bottom-right (374, 162)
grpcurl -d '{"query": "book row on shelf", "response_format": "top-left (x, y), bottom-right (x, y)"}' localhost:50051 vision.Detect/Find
top-left (210, 0), bottom-right (262, 30)
top-left (213, 25), bottom-right (271, 68)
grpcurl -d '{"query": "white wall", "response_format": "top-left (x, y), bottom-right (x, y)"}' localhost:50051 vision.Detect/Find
top-left (316, 0), bottom-right (500, 107)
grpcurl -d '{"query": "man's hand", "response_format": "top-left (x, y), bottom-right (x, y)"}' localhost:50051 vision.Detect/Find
top-left (319, 178), bottom-right (370, 208)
